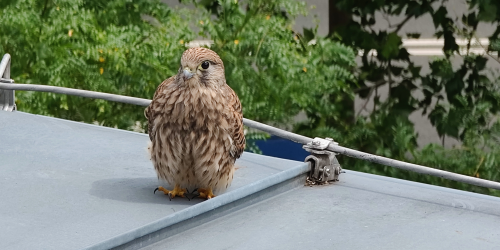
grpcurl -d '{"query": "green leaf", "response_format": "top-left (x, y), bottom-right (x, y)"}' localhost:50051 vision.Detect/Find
top-left (478, 4), bottom-right (497, 21)
top-left (406, 33), bottom-right (421, 39)
top-left (303, 27), bottom-right (315, 43)
top-left (380, 32), bottom-right (401, 59)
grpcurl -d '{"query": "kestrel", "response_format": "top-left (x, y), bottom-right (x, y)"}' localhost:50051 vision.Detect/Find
top-left (145, 47), bottom-right (245, 199)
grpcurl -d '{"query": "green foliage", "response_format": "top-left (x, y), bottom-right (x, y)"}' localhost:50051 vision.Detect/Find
top-left (193, 0), bottom-right (355, 125)
top-left (1, 0), bottom-right (193, 129)
top-left (1, 0), bottom-right (355, 132)
top-left (330, 0), bottom-right (500, 195)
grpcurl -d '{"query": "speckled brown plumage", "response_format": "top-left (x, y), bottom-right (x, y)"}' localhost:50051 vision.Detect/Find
top-left (145, 47), bottom-right (245, 197)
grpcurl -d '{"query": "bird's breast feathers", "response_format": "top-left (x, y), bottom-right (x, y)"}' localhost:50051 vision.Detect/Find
top-left (152, 85), bottom-right (233, 133)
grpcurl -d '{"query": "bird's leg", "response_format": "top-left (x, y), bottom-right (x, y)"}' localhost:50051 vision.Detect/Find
top-left (197, 187), bottom-right (215, 199)
top-left (154, 184), bottom-right (189, 200)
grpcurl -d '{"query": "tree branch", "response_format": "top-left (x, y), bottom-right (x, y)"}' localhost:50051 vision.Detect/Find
top-left (28, 0), bottom-right (51, 71)
top-left (254, 30), bottom-right (268, 63)
top-left (353, 79), bottom-right (386, 93)
top-left (390, 14), bottom-right (413, 34)
top-left (475, 35), bottom-right (500, 65)
top-left (38, 0), bottom-right (50, 35)
top-left (387, 61), bottom-right (392, 98)
top-left (355, 78), bottom-right (387, 117)
top-left (356, 86), bottom-right (376, 117)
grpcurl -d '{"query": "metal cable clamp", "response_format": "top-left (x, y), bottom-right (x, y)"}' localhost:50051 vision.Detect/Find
top-left (0, 54), bottom-right (16, 111)
top-left (303, 137), bottom-right (342, 184)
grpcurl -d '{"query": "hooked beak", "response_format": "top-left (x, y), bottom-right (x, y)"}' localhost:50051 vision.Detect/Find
top-left (183, 67), bottom-right (194, 80)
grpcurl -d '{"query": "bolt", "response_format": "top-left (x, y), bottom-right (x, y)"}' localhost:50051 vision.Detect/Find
top-left (323, 167), bottom-right (330, 177)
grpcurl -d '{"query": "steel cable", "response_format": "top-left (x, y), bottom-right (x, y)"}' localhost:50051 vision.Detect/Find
top-left (2, 82), bottom-right (500, 190)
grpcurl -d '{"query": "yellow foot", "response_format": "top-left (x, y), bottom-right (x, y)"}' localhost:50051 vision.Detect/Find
top-left (154, 184), bottom-right (188, 200)
top-left (197, 188), bottom-right (215, 199)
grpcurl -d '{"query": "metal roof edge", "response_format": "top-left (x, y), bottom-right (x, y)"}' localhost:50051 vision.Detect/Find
top-left (344, 170), bottom-right (500, 202)
top-left (82, 162), bottom-right (310, 250)
top-left (12, 111), bottom-right (149, 137)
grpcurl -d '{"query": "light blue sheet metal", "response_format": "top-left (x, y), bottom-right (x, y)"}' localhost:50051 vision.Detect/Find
top-left (144, 170), bottom-right (500, 250)
top-left (0, 111), bottom-right (307, 250)
top-left (2, 111), bottom-right (500, 250)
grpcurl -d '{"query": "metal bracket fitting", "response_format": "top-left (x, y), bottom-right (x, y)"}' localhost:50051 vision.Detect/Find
top-left (0, 53), bottom-right (16, 112)
top-left (303, 137), bottom-right (342, 184)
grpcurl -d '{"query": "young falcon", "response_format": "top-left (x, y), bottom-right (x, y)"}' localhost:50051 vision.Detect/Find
top-left (145, 47), bottom-right (246, 199)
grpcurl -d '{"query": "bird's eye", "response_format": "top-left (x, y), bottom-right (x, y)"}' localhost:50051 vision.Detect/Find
top-left (201, 61), bottom-right (210, 69)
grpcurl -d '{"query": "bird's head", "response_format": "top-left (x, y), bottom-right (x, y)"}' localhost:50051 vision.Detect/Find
top-left (177, 47), bottom-right (226, 88)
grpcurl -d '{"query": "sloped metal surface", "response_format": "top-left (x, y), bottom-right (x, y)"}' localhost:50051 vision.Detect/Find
top-left (0, 111), bottom-right (306, 250)
top-left (144, 170), bottom-right (500, 250)
top-left (2, 111), bottom-right (500, 250)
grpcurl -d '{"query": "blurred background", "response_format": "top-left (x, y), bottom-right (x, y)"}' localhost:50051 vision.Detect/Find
top-left (1, 0), bottom-right (499, 195)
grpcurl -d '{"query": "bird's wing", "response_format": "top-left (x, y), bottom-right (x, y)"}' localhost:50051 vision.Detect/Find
top-left (222, 84), bottom-right (246, 159)
top-left (145, 76), bottom-right (175, 141)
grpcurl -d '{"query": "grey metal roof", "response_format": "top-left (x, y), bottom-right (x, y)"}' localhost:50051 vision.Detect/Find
top-left (2, 111), bottom-right (500, 250)
top-left (0, 111), bottom-right (305, 250)
top-left (143, 171), bottom-right (500, 250)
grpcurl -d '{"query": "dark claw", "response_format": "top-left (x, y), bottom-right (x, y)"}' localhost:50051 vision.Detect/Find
top-left (155, 187), bottom-right (192, 201)
top-left (182, 189), bottom-right (192, 201)
top-left (190, 189), bottom-right (205, 200)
